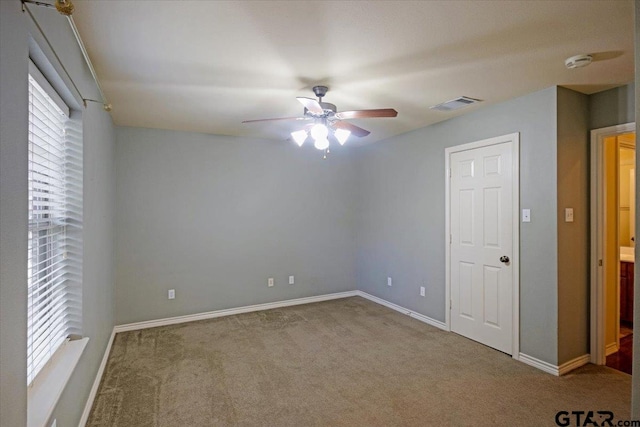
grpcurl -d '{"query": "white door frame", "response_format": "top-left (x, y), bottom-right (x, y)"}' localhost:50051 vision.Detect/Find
top-left (445, 132), bottom-right (520, 359)
top-left (590, 122), bottom-right (635, 365)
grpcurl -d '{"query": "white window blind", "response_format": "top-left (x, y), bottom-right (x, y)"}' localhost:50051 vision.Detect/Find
top-left (27, 61), bottom-right (83, 386)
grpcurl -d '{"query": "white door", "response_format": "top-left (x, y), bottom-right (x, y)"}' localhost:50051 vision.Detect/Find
top-left (449, 139), bottom-right (515, 354)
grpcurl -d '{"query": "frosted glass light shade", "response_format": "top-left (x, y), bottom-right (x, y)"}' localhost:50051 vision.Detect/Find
top-left (291, 130), bottom-right (307, 146)
top-left (314, 138), bottom-right (329, 150)
top-left (334, 129), bottom-right (350, 145)
top-left (310, 124), bottom-right (328, 140)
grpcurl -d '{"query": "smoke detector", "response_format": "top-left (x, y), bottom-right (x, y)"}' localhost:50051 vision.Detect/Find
top-left (565, 54), bottom-right (592, 69)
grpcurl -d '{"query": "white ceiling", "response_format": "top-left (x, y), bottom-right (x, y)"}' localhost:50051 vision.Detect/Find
top-left (74, 0), bottom-right (635, 145)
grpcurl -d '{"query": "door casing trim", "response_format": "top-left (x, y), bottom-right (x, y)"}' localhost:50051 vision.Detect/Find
top-left (445, 132), bottom-right (520, 359)
top-left (590, 122), bottom-right (636, 365)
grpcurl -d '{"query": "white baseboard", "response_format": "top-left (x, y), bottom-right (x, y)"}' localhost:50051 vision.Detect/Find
top-left (114, 291), bottom-right (358, 333)
top-left (356, 291), bottom-right (448, 331)
top-left (519, 353), bottom-right (560, 375)
top-left (558, 354), bottom-right (591, 376)
top-left (78, 329), bottom-right (115, 427)
top-left (605, 342), bottom-right (619, 356)
top-left (113, 290), bottom-right (447, 335)
top-left (519, 352), bottom-right (590, 376)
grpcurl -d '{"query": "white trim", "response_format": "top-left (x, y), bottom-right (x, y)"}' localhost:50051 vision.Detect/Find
top-left (558, 354), bottom-right (591, 376)
top-left (28, 59), bottom-right (69, 117)
top-left (356, 291), bottom-right (448, 330)
top-left (78, 330), bottom-right (116, 427)
top-left (590, 122), bottom-right (636, 365)
top-left (519, 353), bottom-right (560, 375)
top-left (114, 291), bottom-right (358, 333)
top-left (605, 341), bottom-right (619, 357)
top-left (444, 133), bottom-right (520, 359)
top-left (27, 338), bottom-right (89, 427)
top-left (113, 289), bottom-right (448, 336)
top-left (519, 353), bottom-right (591, 376)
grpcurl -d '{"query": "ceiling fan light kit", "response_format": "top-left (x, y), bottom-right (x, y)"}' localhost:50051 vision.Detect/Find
top-left (242, 86), bottom-right (398, 157)
top-left (291, 129), bottom-right (307, 147)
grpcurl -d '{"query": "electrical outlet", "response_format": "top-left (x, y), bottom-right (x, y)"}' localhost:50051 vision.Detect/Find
top-left (289, 275), bottom-right (294, 285)
top-left (168, 289), bottom-right (175, 299)
top-left (268, 278), bottom-right (274, 287)
top-left (387, 277), bottom-right (392, 287)
top-left (420, 286), bottom-right (425, 297)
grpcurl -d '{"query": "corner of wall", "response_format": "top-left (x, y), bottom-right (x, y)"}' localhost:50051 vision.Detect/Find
top-left (555, 88), bottom-right (590, 365)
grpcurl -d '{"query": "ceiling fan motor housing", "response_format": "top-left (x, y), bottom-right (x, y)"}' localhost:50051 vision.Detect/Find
top-left (312, 85), bottom-right (329, 99)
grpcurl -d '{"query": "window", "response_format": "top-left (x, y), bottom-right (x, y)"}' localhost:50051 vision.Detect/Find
top-left (27, 61), bottom-right (82, 386)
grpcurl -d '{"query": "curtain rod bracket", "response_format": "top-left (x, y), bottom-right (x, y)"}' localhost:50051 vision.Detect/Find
top-left (54, 0), bottom-right (74, 16)
top-left (23, 0), bottom-right (112, 114)
top-left (83, 99), bottom-right (113, 112)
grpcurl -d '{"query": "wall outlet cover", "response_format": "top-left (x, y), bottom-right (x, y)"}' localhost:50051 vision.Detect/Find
top-left (168, 289), bottom-right (175, 299)
top-left (387, 277), bottom-right (392, 287)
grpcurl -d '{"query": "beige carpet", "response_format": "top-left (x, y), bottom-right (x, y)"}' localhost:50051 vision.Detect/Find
top-left (87, 297), bottom-right (631, 426)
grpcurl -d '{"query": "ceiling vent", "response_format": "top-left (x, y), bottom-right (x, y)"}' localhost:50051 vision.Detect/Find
top-left (430, 96), bottom-right (482, 112)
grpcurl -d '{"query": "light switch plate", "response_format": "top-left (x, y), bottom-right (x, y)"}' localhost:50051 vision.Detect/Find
top-left (387, 277), bottom-right (392, 287)
top-left (565, 208), bottom-right (574, 222)
top-left (268, 278), bottom-right (274, 287)
top-left (522, 209), bottom-right (531, 223)
top-left (289, 275), bottom-right (294, 285)
top-left (168, 289), bottom-right (175, 299)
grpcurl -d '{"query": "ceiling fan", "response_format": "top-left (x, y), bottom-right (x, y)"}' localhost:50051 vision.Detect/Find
top-left (242, 86), bottom-right (398, 152)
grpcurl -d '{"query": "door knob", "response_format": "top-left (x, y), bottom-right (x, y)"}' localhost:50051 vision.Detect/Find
top-left (500, 256), bottom-right (510, 263)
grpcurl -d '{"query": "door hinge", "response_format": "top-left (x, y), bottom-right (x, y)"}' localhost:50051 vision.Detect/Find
top-left (448, 168), bottom-right (452, 178)
top-left (450, 234), bottom-right (452, 244)
top-left (598, 259), bottom-right (603, 267)
top-left (450, 299), bottom-right (452, 309)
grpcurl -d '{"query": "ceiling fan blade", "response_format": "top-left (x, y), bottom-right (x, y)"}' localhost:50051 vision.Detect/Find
top-left (333, 120), bottom-right (371, 137)
top-left (242, 116), bottom-right (308, 124)
top-left (296, 97), bottom-right (325, 115)
top-left (334, 109), bottom-right (398, 120)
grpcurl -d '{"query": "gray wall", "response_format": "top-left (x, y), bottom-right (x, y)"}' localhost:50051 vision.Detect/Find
top-left (115, 127), bottom-right (357, 324)
top-left (556, 87), bottom-right (590, 365)
top-left (0, 2), bottom-right (29, 425)
top-left (355, 87), bottom-right (560, 364)
top-left (590, 83), bottom-right (635, 130)
top-left (0, 2), bottom-right (117, 426)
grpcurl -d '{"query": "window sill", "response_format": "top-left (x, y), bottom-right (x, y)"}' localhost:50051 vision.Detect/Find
top-left (27, 337), bottom-right (89, 427)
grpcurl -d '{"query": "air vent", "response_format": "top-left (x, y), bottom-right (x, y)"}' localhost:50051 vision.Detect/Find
top-left (430, 96), bottom-right (482, 112)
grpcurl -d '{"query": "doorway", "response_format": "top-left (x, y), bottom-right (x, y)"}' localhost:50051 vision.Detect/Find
top-left (445, 133), bottom-right (520, 357)
top-left (590, 123), bottom-right (636, 375)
